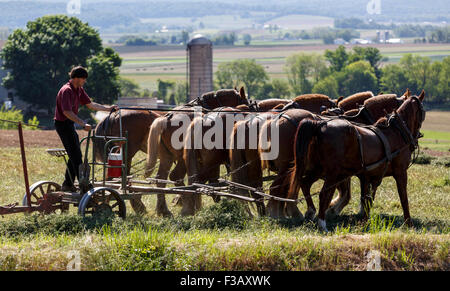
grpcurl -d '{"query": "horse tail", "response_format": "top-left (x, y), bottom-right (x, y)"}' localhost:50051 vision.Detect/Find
top-left (229, 121), bottom-right (247, 184)
top-left (258, 119), bottom-right (271, 171)
top-left (183, 117), bottom-right (202, 184)
top-left (93, 113), bottom-right (114, 162)
top-left (287, 118), bottom-right (320, 200)
top-left (145, 116), bottom-right (167, 177)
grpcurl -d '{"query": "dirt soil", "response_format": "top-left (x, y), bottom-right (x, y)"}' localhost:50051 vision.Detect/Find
top-left (0, 130), bottom-right (88, 148)
top-left (1, 129), bottom-right (449, 158)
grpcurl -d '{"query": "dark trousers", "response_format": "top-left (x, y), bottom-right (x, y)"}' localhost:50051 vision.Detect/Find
top-left (55, 120), bottom-right (82, 186)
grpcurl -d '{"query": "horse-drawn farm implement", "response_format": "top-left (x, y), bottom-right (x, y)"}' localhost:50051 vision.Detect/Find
top-left (0, 111), bottom-right (296, 219)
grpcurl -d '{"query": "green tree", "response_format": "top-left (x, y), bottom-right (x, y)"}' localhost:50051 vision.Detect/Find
top-left (437, 56), bottom-right (450, 104)
top-left (337, 61), bottom-right (378, 97)
top-left (399, 54), bottom-right (431, 93)
top-left (84, 47), bottom-right (122, 105)
top-left (285, 53), bottom-right (328, 95)
top-left (118, 77), bottom-right (141, 97)
top-left (157, 79), bottom-right (176, 102)
top-left (380, 64), bottom-right (410, 96)
top-left (324, 45), bottom-right (349, 72)
top-left (0, 15), bottom-right (123, 113)
top-left (243, 34), bottom-right (252, 46)
top-left (181, 30), bottom-right (189, 44)
top-left (256, 79), bottom-right (291, 100)
top-left (216, 59), bottom-right (268, 98)
top-left (312, 75), bottom-right (339, 99)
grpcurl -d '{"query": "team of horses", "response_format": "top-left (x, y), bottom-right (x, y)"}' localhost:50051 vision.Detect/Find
top-left (94, 87), bottom-right (426, 231)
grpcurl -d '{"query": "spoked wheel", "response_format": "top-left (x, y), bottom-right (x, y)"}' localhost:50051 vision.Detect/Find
top-left (78, 187), bottom-right (126, 219)
top-left (22, 181), bottom-right (69, 214)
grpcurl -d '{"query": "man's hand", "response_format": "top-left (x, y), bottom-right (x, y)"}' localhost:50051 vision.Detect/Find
top-left (83, 123), bottom-right (92, 131)
top-left (110, 104), bottom-right (119, 112)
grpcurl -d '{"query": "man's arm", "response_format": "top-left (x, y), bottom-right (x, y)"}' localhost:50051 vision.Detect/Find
top-left (86, 102), bottom-right (118, 112)
top-left (63, 110), bottom-right (91, 131)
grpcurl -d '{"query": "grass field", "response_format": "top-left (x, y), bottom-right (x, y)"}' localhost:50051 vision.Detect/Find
top-left (114, 43), bottom-right (450, 92)
top-left (0, 109), bottom-right (449, 270)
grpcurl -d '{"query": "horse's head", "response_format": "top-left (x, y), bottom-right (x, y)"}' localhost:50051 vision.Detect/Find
top-left (197, 87), bottom-right (249, 109)
top-left (395, 90), bottom-right (426, 145)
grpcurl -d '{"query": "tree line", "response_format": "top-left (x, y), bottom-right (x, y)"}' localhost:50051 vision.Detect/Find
top-left (215, 45), bottom-right (449, 108)
top-left (1, 15), bottom-right (448, 120)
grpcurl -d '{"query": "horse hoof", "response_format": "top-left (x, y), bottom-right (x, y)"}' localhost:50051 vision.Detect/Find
top-left (325, 208), bottom-right (338, 220)
top-left (305, 209), bottom-right (316, 221)
top-left (157, 210), bottom-right (173, 218)
top-left (318, 219), bottom-right (328, 232)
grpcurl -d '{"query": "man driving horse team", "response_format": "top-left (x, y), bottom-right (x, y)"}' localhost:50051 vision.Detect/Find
top-left (54, 66), bottom-right (118, 192)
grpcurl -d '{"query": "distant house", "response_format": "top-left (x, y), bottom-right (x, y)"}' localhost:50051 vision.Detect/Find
top-left (387, 38), bottom-right (403, 44)
top-left (334, 38), bottom-right (348, 45)
top-left (350, 38), bottom-right (372, 45)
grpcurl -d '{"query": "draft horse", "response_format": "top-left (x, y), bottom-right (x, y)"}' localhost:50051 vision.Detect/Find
top-left (288, 91), bottom-right (426, 231)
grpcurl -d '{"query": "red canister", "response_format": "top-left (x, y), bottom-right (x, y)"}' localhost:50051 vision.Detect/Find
top-left (107, 147), bottom-right (122, 178)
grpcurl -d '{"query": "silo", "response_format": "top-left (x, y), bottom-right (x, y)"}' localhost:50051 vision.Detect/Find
top-left (187, 35), bottom-right (213, 101)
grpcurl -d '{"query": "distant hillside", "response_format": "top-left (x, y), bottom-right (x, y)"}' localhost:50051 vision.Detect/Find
top-left (0, 0), bottom-right (448, 33)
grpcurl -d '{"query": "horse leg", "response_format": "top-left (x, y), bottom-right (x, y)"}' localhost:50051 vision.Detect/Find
top-left (281, 174), bottom-right (303, 221)
top-left (169, 160), bottom-right (186, 206)
top-left (246, 151), bottom-right (265, 217)
top-left (181, 152), bottom-right (204, 216)
top-left (125, 146), bottom-right (147, 215)
top-left (393, 171), bottom-right (412, 227)
top-left (155, 154), bottom-right (174, 217)
top-left (358, 176), bottom-right (372, 220)
top-left (317, 178), bottom-right (338, 232)
top-left (326, 178), bottom-right (351, 218)
top-left (267, 175), bottom-right (286, 219)
top-left (298, 175), bottom-right (317, 221)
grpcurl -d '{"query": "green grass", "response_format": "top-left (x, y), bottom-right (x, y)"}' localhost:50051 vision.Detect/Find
top-left (419, 129), bottom-right (450, 152)
top-left (0, 146), bottom-right (449, 270)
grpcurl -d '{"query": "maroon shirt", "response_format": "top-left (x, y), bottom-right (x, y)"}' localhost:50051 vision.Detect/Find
top-left (54, 81), bottom-right (92, 121)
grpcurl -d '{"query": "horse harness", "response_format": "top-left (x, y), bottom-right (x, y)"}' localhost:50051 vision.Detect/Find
top-left (349, 100), bottom-right (423, 175)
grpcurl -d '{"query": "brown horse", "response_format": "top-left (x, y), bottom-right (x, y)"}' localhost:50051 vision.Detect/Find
top-left (285, 92), bottom-right (409, 220)
top-left (181, 98), bottom-right (292, 216)
top-left (144, 88), bottom-right (250, 217)
top-left (322, 91), bottom-right (374, 116)
top-left (94, 109), bottom-right (162, 214)
top-left (229, 94), bottom-right (338, 218)
top-left (288, 91), bottom-right (425, 231)
top-left (230, 91), bottom-right (404, 219)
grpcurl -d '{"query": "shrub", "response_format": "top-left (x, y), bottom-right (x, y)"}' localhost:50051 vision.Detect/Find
top-left (191, 199), bottom-right (251, 230)
top-left (0, 105), bottom-right (39, 130)
top-left (414, 153), bottom-right (434, 165)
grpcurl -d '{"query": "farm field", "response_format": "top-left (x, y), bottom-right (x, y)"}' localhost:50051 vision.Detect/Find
top-left (0, 112), bottom-right (448, 270)
top-left (114, 43), bottom-right (450, 92)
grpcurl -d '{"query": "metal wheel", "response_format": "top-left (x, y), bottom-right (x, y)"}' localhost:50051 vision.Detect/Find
top-left (78, 187), bottom-right (126, 219)
top-left (22, 181), bottom-right (68, 214)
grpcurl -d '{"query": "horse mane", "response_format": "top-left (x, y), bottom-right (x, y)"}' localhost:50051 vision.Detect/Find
top-left (198, 89), bottom-right (241, 104)
top-left (374, 116), bottom-right (389, 128)
top-left (363, 94), bottom-right (398, 116)
top-left (293, 94), bottom-right (330, 102)
top-left (343, 108), bottom-right (359, 116)
top-left (338, 91), bottom-right (374, 112)
top-left (236, 104), bottom-right (251, 110)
